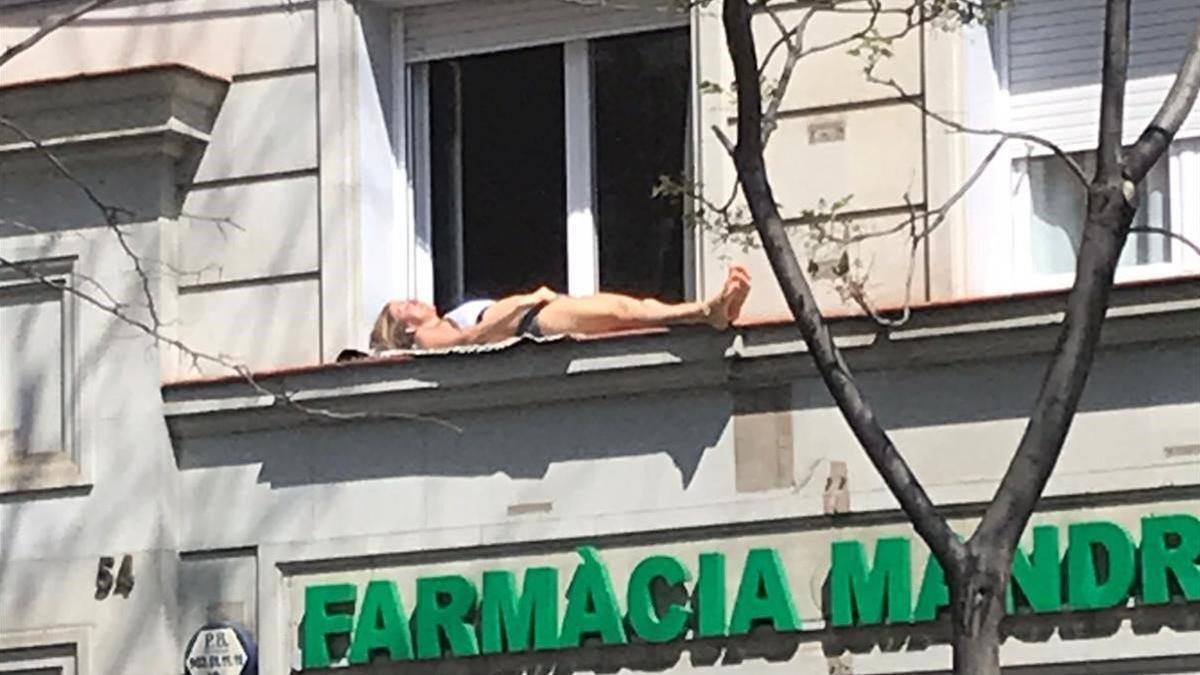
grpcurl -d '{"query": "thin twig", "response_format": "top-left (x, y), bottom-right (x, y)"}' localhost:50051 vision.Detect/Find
top-left (0, 253), bottom-right (462, 432)
top-left (0, 120), bottom-right (459, 431)
top-left (863, 69), bottom-right (1091, 188)
top-left (0, 0), bottom-right (118, 69)
top-left (1129, 226), bottom-right (1200, 258)
top-left (0, 115), bottom-right (164, 329)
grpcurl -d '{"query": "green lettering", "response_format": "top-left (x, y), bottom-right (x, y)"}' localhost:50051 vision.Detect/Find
top-left (303, 583), bottom-right (356, 669)
top-left (479, 568), bottom-right (559, 653)
top-left (729, 548), bottom-right (799, 634)
top-left (627, 555), bottom-right (692, 643)
top-left (829, 537), bottom-right (912, 626)
top-left (1067, 521), bottom-right (1135, 610)
top-left (912, 555), bottom-right (948, 622)
top-left (348, 580), bottom-right (412, 663)
top-left (695, 552), bottom-right (727, 637)
top-left (1006, 525), bottom-right (1061, 613)
top-left (559, 546), bottom-right (628, 647)
top-left (414, 575), bottom-right (480, 659)
top-left (1140, 514), bottom-right (1200, 604)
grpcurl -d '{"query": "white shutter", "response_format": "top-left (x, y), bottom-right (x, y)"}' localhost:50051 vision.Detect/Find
top-left (1007, 0), bottom-right (1200, 150)
top-left (403, 0), bottom-right (687, 62)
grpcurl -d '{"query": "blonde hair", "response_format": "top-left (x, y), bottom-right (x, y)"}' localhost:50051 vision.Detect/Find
top-left (369, 302), bottom-right (415, 352)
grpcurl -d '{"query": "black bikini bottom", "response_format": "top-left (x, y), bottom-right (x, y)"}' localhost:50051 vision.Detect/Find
top-left (517, 303), bottom-right (546, 338)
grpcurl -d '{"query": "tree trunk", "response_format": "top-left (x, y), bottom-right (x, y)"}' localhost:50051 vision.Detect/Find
top-left (949, 548), bottom-right (1010, 675)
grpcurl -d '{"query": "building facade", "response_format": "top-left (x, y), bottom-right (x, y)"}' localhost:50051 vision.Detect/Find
top-left (0, 0), bottom-right (1197, 672)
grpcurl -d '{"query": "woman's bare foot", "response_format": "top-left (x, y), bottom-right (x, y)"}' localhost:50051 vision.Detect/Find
top-left (705, 266), bottom-right (752, 329)
top-left (725, 265), bottom-right (751, 324)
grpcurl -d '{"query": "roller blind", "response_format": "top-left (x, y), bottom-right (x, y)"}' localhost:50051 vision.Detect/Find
top-left (1007, 0), bottom-right (1200, 149)
top-left (403, 0), bottom-right (687, 63)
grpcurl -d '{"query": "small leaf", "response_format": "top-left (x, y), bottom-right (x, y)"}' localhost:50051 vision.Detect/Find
top-left (834, 251), bottom-right (850, 276)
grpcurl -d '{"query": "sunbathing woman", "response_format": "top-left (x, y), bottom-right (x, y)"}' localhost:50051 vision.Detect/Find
top-left (370, 266), bottom-right (751, 351)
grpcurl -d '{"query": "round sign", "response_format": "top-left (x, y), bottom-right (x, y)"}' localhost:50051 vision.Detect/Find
top-left (183, 622), bottom-right (257, 675)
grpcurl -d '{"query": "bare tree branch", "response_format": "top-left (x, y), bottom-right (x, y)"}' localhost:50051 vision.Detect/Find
top-left (760, 5), bottom-right (818, 142)
top-left (1096, 0), bottom-right (1131, 183)
top-left (722, 0), bottom-right (966, 569)
top-left (0, 0), bottom-right (118, 69)
top-left (0, 115), bottom-right (165, 329)
top-left (1130, 226), bottom-right (1200, 258)
top-left (0, 117), bottom-right (460, 432)
top-left (1126, 19), bottom-right (1200, 182)
top-left (711, 123), bottom-right (737, 156)
top-left (864, 70), bottom-right (1091, 188)
top-left (976, 0), bottom-right (1159, 553)
top-left (0, 252), bottom-right (463, 432)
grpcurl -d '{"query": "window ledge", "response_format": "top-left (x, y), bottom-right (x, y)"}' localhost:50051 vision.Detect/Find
top-left (0, 453), bottom-right (88, 496)
top-left (162, 276), bottom-right (1200, 440)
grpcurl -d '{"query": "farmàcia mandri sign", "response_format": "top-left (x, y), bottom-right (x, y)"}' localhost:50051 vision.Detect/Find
top-left (301, 514), bottom-right (1199, 669)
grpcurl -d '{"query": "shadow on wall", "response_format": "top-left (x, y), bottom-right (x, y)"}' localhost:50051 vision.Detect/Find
top-left (298, 626), bottom-right (804, 675)
top-left (816, 575), bottom-right (1200, 661)
top-left (291, 603), bottom-right (1200, 675)
top-left (175, 389), bottom-right (730, 488)
top-left (173, 340), bottom-right (1200, 490)
top-left (794, 341), bottom-right (1200, 429)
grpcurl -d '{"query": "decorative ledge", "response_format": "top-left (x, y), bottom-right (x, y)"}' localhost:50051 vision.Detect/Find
top-left (161, 276), bottom-right (1200, 440)
top-left (0, 65), bottom-right (229, 229)
top-left (0, 64), bottom-right (227, 161)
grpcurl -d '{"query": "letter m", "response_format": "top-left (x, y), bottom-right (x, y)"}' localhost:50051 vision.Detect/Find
top-left (479, 567), bottom-right (558, 653)
top-left (829, 537), bottom-right (912, 626)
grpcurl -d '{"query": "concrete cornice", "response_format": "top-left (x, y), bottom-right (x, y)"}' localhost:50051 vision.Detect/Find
top-left (0, 65), bottom-right (228, 169)
top-left (161, 276), bottom-right (1200, 440)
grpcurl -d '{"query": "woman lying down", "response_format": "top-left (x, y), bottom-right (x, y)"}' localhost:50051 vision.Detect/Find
top-left (370, 266), bottom-right (751, 352)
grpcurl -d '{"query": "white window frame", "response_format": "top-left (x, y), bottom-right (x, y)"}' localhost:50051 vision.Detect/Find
top-left (388, 9), bottom-right (693, 305)
top-left (963, 7), bottom-right (1200, 296)
top-left (0, 256), bottom-right (84, 495)
top-left (1007, 138), bottom-right (1200, 293)
top-left (563, 39), bottom-right (600, 297)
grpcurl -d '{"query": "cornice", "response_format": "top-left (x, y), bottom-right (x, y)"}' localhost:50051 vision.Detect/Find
top-left (0, 65), bottom-right (228, 174)
top-left (161, 276), bottom-right (1200, 440)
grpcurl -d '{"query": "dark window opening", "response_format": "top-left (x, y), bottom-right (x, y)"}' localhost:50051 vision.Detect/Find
top-left (427, 29), bottom-right (690, 309)
top-left (430, 45), bottom-right (566, 309)
top-left (594, 28), bottom-right (690, 301)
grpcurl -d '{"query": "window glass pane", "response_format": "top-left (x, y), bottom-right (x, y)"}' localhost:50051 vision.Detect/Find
top-left (0, 286), bottom-right (64, 458)
top-left (429, 45), bottom-right (566, 309)
top-left (1028, 153), bottom-right (1091, 275)
top-left (1027, 150), bottom-right (1171, 275)
top-left (593, 28), bottom-right (690, 301)
top-left (1129, 152), bottom-right (1171, 265)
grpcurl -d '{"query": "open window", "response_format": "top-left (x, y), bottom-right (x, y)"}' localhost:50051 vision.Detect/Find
top-left (398, 1), bottom-right (691, 310)
top-left (965, 0), bottom-right (1200, 294)
top-left (426, 29), bottom-right (690, 309)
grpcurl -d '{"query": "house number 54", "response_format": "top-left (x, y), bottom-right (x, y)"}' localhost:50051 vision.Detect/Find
top-left (95, 555), bottom-right (134, 599)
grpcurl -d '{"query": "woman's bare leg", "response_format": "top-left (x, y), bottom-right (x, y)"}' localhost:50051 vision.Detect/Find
top-left (534, 266), bottom-right (750, 335)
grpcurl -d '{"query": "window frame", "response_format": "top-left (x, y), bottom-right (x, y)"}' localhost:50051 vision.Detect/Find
top-left (0, 627), bottom-right (88, 675)
top-left (0, 256), bottom-right (84, 495)
top-left (388, 7), bottom-right (693, 307)
top-left (964, 6), bottom-right (1200, 296)
top-left (1008, 138), bottom-right (1200, 293)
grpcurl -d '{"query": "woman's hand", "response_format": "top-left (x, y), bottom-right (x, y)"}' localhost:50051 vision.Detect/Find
top-left (530, 286), bottom-right (559, 305)
top-left (465, 287), bottom-right (560, 345)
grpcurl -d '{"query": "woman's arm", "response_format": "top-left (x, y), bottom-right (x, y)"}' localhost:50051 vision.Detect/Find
top-left (413, 288), bottom-right (557, 349)
top-left (462, 287), bottom-right (557, 344)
